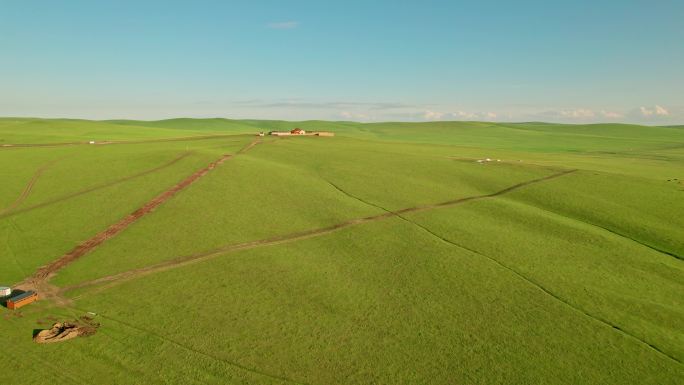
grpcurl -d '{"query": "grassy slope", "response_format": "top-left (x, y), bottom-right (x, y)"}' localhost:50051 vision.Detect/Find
top-left (0, 118), bottom-right (217, 144)
top-left (0, 136), bottom-right (252, 283)
top-left (53, 137), bottom-right (557, 286)
top-left (509, 170), bottom-right (684, 257)
top-left (114, 118), bottom-right (684, 180)
top-left (408, 198), bottom-right (684, 361)
top-left (1, 118), bottom-right (682, 384)
top-left (106, 118), bottom-right (259, 133)
top-left (4, 219), bottom-right (683, 385)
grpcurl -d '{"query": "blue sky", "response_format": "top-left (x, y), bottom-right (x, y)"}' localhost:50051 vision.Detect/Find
top-left (2, 0), bottom-right (683, 123)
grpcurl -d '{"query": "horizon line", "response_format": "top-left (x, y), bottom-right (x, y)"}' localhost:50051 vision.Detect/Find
top-left (1, 116), bottom-right (683, 127)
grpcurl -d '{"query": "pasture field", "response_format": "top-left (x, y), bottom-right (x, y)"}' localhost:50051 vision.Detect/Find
top-left (0, 117), bottom-right (682, 384)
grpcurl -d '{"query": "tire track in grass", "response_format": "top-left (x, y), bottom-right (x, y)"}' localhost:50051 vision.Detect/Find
top-left (68, 306), bottom-right (309, 385)
top-left (405, 217), bottom-right (684, 366)
top-left (63, 169), bottom-right (577, 297)
top-left (516, 200), bottom-right (684, 262)
top-left (15, 139), bottom-right (260, 292)
top-left (0, 156), bottom-right (65, 215)
top-left (32, 154), bottom-right (233, 280)
top-left (5, 219), bottom-right (29, 277)
top-left (0, 151), bottom-right (193, 220)
top-left (323, 176), bottom-right (683, 366)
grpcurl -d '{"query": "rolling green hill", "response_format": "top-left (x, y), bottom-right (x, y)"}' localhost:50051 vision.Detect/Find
top-left (1, 118), bottom-right (682, 384)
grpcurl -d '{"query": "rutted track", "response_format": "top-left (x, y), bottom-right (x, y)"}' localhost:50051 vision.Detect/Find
top-left (16, 139), bottom-right (260, 292)
top-left (60, 167), bottom-right (684, 365)
top-left (63, 169), bottom-right (578, 296)
top-left (0, 151), bottom-right (193, 220)
top-left (0, 157), bottom-right (65, 215)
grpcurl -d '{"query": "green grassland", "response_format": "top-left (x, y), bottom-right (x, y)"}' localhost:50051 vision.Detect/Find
top-left (0, 117), bottom-right (682, 384)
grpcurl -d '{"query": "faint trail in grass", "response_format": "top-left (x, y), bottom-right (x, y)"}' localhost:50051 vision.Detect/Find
top-left (393, 169), bottom-right (578, 215)
top-left (322, 176), bottom-right (683, 366)
top-left (323, 179), bottom-right (394, 213)
top-left (4, 220), bottom-right (27, 277)
top-left (405, 217), bottom-right (683, 366)
top-left (65, 219), bottom-right (375, 298)
top-left (16, 139), bottom-right (260, 292)
top-left (78, 309), bottom-right (309, 385)
top-left (0, 151), bottom-right (193, 220)
top-left (589, 223), bottom-right (683, 261)
top-left (512, 200), bottom-right (684, 262)
top-left (32, 155), bottom-right (233, 280)
top-left (323, 169), bottom-right (578, 216)
top-left (0, 156), bottom-right (65, 215)
top-left (63, 169), bottom-right (577, 297)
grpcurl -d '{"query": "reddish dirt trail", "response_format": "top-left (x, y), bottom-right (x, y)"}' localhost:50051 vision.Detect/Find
top-left (237, 139), bottom-right (261, 154)
top-left (0, 157), bottom-right (65, 215)
top-left (63, 169), bottom-right (578, 297)
top-left (17, 139), bottom-right (260, 292)
top-left (32, 154), bottom-right (233, 281)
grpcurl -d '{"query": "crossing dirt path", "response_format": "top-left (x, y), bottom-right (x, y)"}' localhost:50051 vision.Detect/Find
top-left (62, 169), bottom-right (578, 297)
top-left (20, 163), bottom-right (679, 367)
top-left (14, 139), bottom-right (260, 296)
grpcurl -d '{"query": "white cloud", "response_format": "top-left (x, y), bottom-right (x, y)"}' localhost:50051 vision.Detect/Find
top-left (423, 110), bottom-right (445, 120)
top-left (267, 21), bottom-right (299, 29)
top-left (452, 111), bottom-right (476, 119)
top-left (655, 105), bottom-right (669, 116)
top-left (539, 108), bottom-right (631, 121)
top-left (421, 110), bottom-right (498, 121)
top-left (600, 110), bottom-right (623, 119)
top-left (558, 108), bottom-right (596, 118)
top-left (639, 105), bottom-right (669, 116)
top-left (640, 106), bottom-right (653, 116)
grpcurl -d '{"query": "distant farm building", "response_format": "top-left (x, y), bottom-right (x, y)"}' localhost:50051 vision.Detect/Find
top-left (269, 131), bottom-right (291, 136)
top-left (268, 129), bottom-right (335, 137)
top-left (7, 291), bottom-right (38, 310)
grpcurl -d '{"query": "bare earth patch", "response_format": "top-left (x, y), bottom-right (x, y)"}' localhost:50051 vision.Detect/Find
top-left (33, 315), bottom-right (100, 344)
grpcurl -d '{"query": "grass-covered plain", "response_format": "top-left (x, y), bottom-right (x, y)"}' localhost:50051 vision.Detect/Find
top-left (0, 117), bottom-right (682, 384)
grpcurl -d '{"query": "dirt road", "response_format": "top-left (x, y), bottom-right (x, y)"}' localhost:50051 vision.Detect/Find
top-left (15, 139), bottom-right (260, 293)
top-left (63, 169), bottom-right (578, 296)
